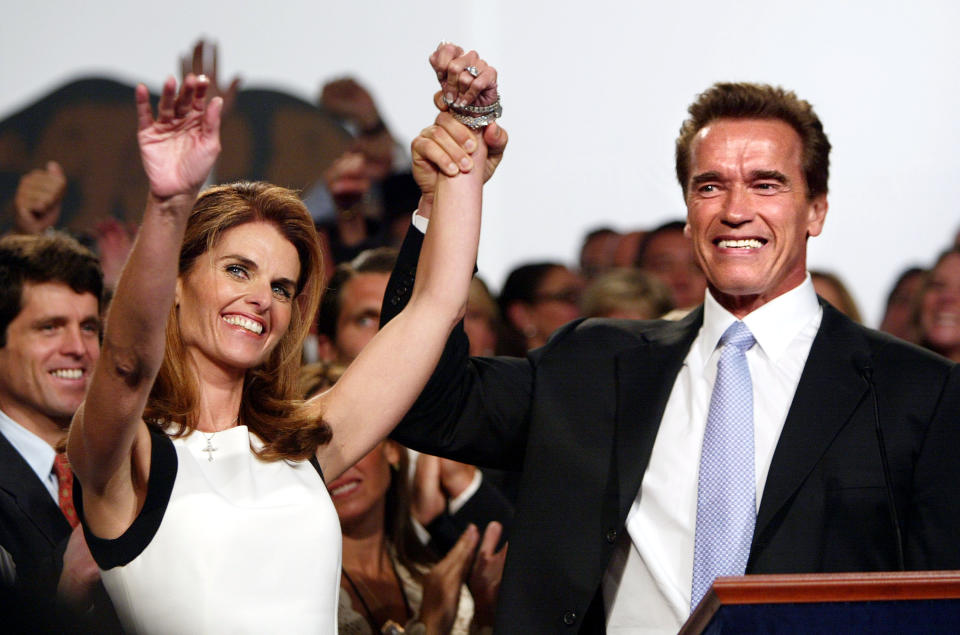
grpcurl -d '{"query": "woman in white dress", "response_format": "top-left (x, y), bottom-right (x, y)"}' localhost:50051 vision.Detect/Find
top-left (68, 43), bottom-right (504, 634)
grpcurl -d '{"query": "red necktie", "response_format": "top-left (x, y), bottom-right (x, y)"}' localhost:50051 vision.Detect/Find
top-left (53, 453), bottom-right (79, 529)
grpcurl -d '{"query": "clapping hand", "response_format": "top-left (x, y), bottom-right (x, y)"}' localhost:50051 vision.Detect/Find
top-left (418, 524), bottom-right (479, 635)
top-left (467, 522), bottom-right (507, 628)
top-left (13, 161), bottom-right (66, 234)
top-left (180, 39), bottom-right (240, 115)
top-left (136, 74), bottom-right (222, 200)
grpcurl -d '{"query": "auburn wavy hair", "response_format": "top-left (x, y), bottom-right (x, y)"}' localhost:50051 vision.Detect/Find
top-left (143, 182), bottom-right (331, 461)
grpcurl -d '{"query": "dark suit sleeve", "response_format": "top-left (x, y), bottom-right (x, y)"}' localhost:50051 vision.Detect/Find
top-left (906, 363), bottom-right (960, 569)
top-left (380, 224), bottom-right (533, 471)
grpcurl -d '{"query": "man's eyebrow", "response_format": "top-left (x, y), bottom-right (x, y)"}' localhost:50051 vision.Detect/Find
top-left (690, 171), bottom-right (723, 186)
top-left (31, 315), bottom-right (67, 328)
top-left (750, 169), bottom-right (789, 183)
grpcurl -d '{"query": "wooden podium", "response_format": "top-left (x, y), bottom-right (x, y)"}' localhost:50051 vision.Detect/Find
top-left (680, 571), bottom-right (960, 634)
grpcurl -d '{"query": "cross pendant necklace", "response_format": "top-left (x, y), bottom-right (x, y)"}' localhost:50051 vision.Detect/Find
top-left (201, 432), bottom-right (218, 462)
top-left (199, 416), bottom-right (239, 462)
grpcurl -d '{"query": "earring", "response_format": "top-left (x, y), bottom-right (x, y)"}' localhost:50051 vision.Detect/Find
top-left (522, 324), bottom-right (538, 340)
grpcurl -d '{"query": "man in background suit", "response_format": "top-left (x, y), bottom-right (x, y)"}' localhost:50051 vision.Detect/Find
top-left (0, 232), bottom-right (112, 624)
top-left (382, 63), bottom-right (960, 633)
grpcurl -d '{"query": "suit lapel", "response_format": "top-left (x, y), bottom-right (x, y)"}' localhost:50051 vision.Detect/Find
top-left (614, 308), bottom-right (703, 519)
top-left (753, 304), bottom-right (871, 543)
top-left (0, 431), bottom-right (70, 545)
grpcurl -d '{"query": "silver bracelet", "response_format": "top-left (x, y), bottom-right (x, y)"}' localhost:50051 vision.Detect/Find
top-left (450, 111), bottom-right (501, 129)
top-left (443, 95), bottom-right (502, 116)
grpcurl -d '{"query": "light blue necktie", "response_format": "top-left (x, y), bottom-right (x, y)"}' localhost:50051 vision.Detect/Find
top-left (691, 321), bottom-right (756, 610)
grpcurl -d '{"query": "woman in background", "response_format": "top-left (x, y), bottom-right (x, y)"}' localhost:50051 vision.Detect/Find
top-left (916, 248), bottom-right (960, 362)
top-left (301, 364), bottom-right (501, 634)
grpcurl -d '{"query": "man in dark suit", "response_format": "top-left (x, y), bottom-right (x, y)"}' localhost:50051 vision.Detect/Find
top-left (382, 77), bottom-right (960, 633)
top-left (0, 232), bottom-right (111, 623)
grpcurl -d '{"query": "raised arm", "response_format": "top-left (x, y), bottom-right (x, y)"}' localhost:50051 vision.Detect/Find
top-left (313, 46), bottom-right (501, 481)
top-left (68, 76), bottom-right (221, 536)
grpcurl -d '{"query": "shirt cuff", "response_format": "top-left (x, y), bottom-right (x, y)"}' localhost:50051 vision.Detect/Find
top-left (411, 210), bottom-right (429, 234)
top-left (410, 516), bottom-right (432, 546)
top-left (448, 470), bottom-right (483, 515)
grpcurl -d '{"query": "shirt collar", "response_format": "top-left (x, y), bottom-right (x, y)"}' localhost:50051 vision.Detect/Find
top-left (692, 274), bottom-right (821, 368)
top-left (0, 407), bottom-right (58, 483)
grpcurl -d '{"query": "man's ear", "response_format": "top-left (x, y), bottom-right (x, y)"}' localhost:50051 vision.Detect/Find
top-left (316, 335), bottom-right (337, 363)
top-left (806, 195), bottom-right (828, 238)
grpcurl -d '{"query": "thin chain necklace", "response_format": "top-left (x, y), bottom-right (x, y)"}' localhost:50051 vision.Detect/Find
top-left (199, 416), bottom-right (239, 462)
top-left (341, 552), bottom-right (411, 632)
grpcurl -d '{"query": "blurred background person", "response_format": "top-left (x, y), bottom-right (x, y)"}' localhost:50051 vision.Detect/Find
top-left (811, 270), bottom-right (863, 323)
top-left (464, 277), bottom-right (500, 357)
top-left (611, 230), bottom-right (646, 268)
top-left (317, 247), bottom-right (397, 364)
top-left (578, 227), bottom-right (620, 281)
top-left (305, 77), bottom-right (419, 262)
top-left (879, 266), bottom-right (926, 343)
top-left (916, 248), bottom-right (960, 362)
top-left (634, 220), bottom-right (706, 311)
top-left (313, 247), bottom-right (512, 554)
top-left (496, 263), bottom-right (583, 355)
top-left (581, 268), bottom-right (674, 320)
top-left (300, 364), bottom-right (504, 635)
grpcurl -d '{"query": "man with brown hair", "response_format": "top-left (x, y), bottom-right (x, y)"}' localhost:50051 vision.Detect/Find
top-left (0, 232), bottom-right (111, 620)
top-left (383, 80), bottom-right (960, 632)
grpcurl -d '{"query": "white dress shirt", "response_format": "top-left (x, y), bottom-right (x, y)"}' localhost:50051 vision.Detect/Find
top-left (0, 407), bottom-right (59, 502)
top-left (604, 277), bottom-right (822, 633)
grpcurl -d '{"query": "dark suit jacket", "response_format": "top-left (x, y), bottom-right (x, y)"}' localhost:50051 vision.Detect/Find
top-left (0, 430), bottom-right (121, 632)
top-left (0, 431), bottom-right (71, 597)
top-left (381, 227), bottom-right (960, 633)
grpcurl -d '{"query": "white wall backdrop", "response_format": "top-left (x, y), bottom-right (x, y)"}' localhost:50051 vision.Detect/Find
top-left (3, 0), bottom-right (958, 325)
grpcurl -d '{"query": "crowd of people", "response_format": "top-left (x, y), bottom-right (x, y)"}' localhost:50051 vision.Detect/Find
top-left (1, 38), bottom-right (960, 635)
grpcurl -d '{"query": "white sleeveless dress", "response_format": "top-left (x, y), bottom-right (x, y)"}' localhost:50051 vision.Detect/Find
top-left (79, 425), bottom-right (341, 634)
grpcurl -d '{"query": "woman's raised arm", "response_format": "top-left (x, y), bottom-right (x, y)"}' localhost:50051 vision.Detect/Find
top-left (314, 46), bottom-right (504, 481)
top-left (68, 76), bottom-right (221, 534)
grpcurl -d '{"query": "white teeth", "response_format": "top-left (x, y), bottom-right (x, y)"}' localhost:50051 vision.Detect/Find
top-left (51, 369), bottom-right (83, 380)
top-left (222, 315), bottom-right (263, 334)
top-left (718, 239), bottom-right (764, 249)
top-left (331, 482), bottom-right (359, 496)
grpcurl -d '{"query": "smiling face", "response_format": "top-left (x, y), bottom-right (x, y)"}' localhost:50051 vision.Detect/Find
top-left (919, 252), bottom-right (960, 360)
top-left (683, 118), bottom-right (828, 317)
top-left (0, 282), bottom-right (100, 439)
top-left (176, 221), bottom-right (301, 377)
